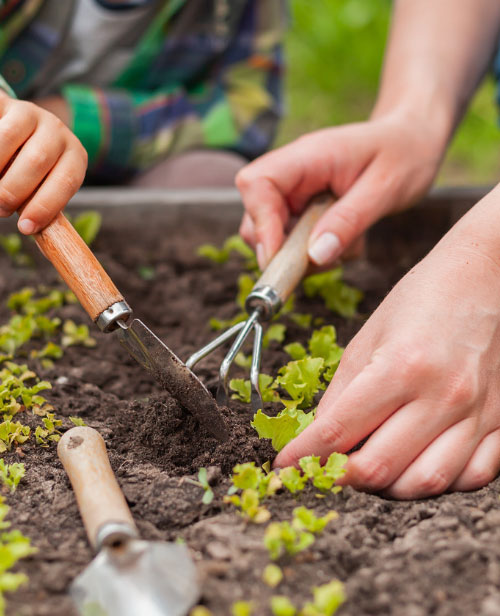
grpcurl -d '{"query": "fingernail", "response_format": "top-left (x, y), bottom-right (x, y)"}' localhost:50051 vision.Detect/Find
top-left (308, 232), bottom-right (342, 265)
top-left (18, 219), bottom-right (36, 234)
top-left (0, 207), bottom-right (10, 217)
top-left (256, 243), bottom-right (266, 270)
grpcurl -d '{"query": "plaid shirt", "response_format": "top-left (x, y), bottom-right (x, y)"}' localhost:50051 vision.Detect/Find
top-left (0, 0), bottom-right (285, 180)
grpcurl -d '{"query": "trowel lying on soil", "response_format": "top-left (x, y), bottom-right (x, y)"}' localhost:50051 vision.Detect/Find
top-left (58, 426), bottom-right (200, 616)
top-left (187, 193), bottom-right (333, 412)
top-left (34, 214), bottom-right (228, 440)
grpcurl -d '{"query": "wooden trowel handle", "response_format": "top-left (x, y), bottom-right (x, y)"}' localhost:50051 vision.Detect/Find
top-left (253, 192), bottom-right (334, 304)
top-left (35, 213), bottom-right (124, 323)
top-left (58, 426), bottom-right (137, 550)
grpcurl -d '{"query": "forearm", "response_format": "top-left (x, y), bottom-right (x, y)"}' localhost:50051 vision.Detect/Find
top-left (372, 0), bottom-right (500, 150)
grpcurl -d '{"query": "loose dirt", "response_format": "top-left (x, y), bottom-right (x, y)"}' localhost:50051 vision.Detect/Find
top-left (2, 202), bottom-right (500, 616)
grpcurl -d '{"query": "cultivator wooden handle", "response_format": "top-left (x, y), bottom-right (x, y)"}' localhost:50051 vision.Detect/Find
top-left (254, 192), bottom-right (334, 304)
top-left (35, 213), bottom-right (124, 323)
top-left (58, 426), bottom-right (137, 550)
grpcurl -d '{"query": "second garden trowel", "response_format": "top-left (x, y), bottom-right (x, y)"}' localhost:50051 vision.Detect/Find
top-left (34, 213), bottom-right (228, 440)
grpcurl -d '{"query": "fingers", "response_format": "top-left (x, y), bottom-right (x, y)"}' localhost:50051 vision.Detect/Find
top-left (236, 172), bottom-right (289, 269)
top-left (308, 156), bottom-right (395, 266)
top-left (0, 105), bottom-right (36, 176)
top-left (383, 418), bottom-right (480, 499)
top-left (239, 213), bottom-right (257, 248)
top-left (339, 399), bottom-right (466, 492)
top-left (274, 356), bottom-right (412, 468)
top-left (449, 429), bottom-right (500, 492)
top-left (0, 123), bottom-right (65, 222)
top-left (18, 148), bottom-right (87, 233)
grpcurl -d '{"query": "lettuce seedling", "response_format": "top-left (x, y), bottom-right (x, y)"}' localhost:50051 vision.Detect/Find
top-left (0, 460), bottom-right (25, 493)
top-left (230, 374), bottom-right (278, 404)
top-left (270, 596), bottom-right (296, 616)
top-left (279, 467), bottom-right (307, 494)
top-left (303, 268), bottom-right (363, 318)
top-left (185, 468), bottom-right (215, 505)
top-left (263, 563), bottom-right (283, 588)
top-left (225, 489), bottom-right (271, 523)
top-left (231, 601), bottom-right (254, 616)
top-left (0, 234), bottom-right (32, 267)
top-left (198, 234), bottom-right (257, 270)
top-left (0, 422), bottom-right (30, 453)
top-left (251, 407), bottom-right (315, 452)
top-left (299, 454), bottom-right (347, 493)
top-left (34, 413), bottom-right (62, 446)
top-left (61, 321), bottom-right (96, 348)
top-left (0, 496), bottom-right (37, 615)
top-left (70, 211), bottom-right (102, 246)
top-left (289, 313), bottom-right (313, 329)
top-left (292, 507), bottom-right (338, 534)
top-left (264, 521), bottom-right (315, 560)
top-left (69, 417), bottom-right (87, 427)
top-left (263, 324), bottom-right (286, 348)
top-left (300, 580), bottom-right (345, 616)
top-left (190, 607), bottom-right (214, 616)
top-left (274, 357), bottom-right (324, 408)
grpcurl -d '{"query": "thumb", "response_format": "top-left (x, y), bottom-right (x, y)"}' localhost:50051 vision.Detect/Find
top-left (308, 159), bottom-right (392, 266)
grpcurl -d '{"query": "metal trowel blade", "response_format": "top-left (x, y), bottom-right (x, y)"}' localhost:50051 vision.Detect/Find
top-left (116, 319), bottom-right (228, 440)
top-left (71, 540), bottom-right (199, 616)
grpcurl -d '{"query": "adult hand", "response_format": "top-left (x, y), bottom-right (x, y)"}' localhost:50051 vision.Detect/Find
top-left (0, 91), bottom-right (87, 235)
top-left (236, 111), bottom-right (447, 270)
top-left (275, 201), bottom-right (500, 498)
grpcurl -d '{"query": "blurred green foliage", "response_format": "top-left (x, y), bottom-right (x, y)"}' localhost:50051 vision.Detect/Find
top-left (278, 0), bottom-right (500, 185)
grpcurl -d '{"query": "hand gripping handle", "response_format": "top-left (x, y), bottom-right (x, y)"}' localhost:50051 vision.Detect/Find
top-left (58, 426), bottom-right (137, 550)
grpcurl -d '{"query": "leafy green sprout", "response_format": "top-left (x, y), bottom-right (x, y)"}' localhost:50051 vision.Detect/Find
top-left (263, 563), bottom-right (284, 588)
top-left (0, 460), bottom-right (25, 493)
top-left (61, 321), bottom-right (96, 348)
top-left (231, 601), bottom-right (254, 616)
top-left (185, 468), bottom-right (215, 505)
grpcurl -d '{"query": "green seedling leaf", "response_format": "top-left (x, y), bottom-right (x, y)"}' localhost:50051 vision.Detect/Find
top-left (263, 324), bottom-right (286, 349)
top-left (0, 234), bottom-right (33, 267)
top-left (72, 212), bottom-right (102, 246)
top-left (62, 321), bottom-right (96, 348)
top-left (289, 313), bottom-right (312, 328)
top-left (236, 274), bottom-right (255, 310)
top-left (284, 342), bottom-right (307, 361)
top-left (69, 417), bottom-right (87, 427)
top-left (225, 488), bottom-right (270, 523)
top-left (275, 357), bottom-right (324, 408)
top-left (292, 506), bottom-right (338, 533)
top-left (209, 312), bottom-right (247, 331)
top-left (279, 467), bottom-right (307, 494)
top-left (231, 601), bottom-right (254, 616)
top-left (230, 374), bottom-right (277, 404)
top-left (197, 244), bottom-right (229, 264)
top-left (303, 268), bottom-right (363, 318)
top-left (270, 596), bottom-right (296, 616)
top-left (137, 265), bottom-right (156, 280)
top-left (0, 460), bottom-right (25, 493)
top-left (252, 405), bottom-right (315, 453)
top-left (301, 580), bottom-right (345, 616)
top-left (234, 352), bottom-right (252, 368)
top-left (263, 564), bottom-right (283, 588)
top-left (299, 453), bottom-right (348, 492)
top-left (190, 607), bottom-right (214, 616)
top-left (264, 521), bottom-right (315, 560)
top-left (184, 468), bottom-right (215, 505)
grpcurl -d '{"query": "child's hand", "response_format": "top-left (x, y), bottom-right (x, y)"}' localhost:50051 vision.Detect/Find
top-left (275, 189), bottom-right (500, 498)
top-left (0, 91), bottom-right (87, 234)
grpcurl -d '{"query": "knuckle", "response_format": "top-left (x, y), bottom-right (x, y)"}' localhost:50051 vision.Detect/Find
top-left (235, 167), bottom-right (254, 192)
top-left (442, 374), bottom-right (478, 408)
top-left (331, 205), bottom-right (362, 237)
top-left (317, 416), bottom-right (348, 449)
top-left (413, 469), bottom-right (449, 496)
top-left (350, 455), bottom-right (392, 490)
top-left (0, 118), bottom-right (19, 147)
top-left (55, 168), bottom-right (83, 195)
top-left (460, 465), bottom-right (496, 490)
top-left (0, 185), bottom-right (19, 210)
top-left (391, 342), bottom-right (433, 383)
top-left (26, 146), bottom-right (52, 172)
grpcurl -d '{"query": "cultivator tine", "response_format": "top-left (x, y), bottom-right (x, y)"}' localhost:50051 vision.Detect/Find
top-left (215, 310), bottom-right (261, 407)
top-left (185, 321), bottom-right (246, 370)
top-left (250, 322), bottom-right (263, 413)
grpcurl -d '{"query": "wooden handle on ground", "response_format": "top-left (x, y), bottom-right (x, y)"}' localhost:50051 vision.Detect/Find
top-left (58, 426), bottom-right (137, 550)
top-left (254, 193), bottom-right (334, 303)
top-left (35, 213), bottom-right (123, 322)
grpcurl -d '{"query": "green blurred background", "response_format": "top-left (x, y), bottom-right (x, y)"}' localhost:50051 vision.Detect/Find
top-left (276, 0), bottom-right (500, 186)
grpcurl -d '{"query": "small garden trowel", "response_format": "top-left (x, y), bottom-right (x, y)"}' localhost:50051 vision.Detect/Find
top-left (34, 213), bottom-right (228, 440)
top-left (58, 426), bottom-right (200, 616)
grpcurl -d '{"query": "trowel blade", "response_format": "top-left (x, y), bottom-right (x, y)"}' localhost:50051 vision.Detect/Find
top-left (116, 319), bottom-right (228, 440)
top-left (71, 540), bottom-right (199, 616)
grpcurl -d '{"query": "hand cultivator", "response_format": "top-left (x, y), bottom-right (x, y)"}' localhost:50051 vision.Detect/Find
top-left (34, 213), bottom-right (228, 440)
top-left (58, 426), bottom-right (199, 616)
top-left (186, 193), bottom-right (333, 413)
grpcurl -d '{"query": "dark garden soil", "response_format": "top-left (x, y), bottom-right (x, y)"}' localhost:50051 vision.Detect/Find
top-left (3, 199), bottom-right (500, 616)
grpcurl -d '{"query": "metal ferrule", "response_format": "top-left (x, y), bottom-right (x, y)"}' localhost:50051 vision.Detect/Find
top-left (95, 521), bottom-right (138, 551)
top-left (96, 300), bottom-right (132, 333)
top-left (245, 286), bottom-right (281, 322)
